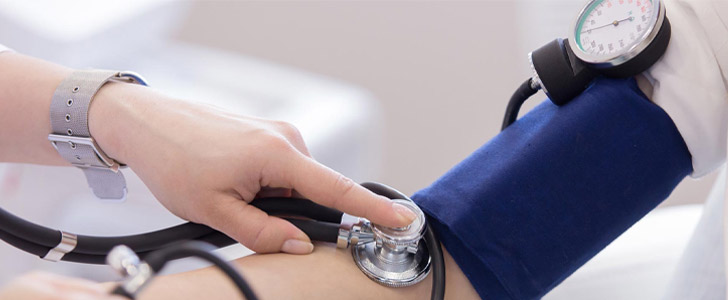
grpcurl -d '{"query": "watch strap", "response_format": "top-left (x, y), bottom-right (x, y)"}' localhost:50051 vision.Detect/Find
top-left (49, 70), bottom-right (145, 200)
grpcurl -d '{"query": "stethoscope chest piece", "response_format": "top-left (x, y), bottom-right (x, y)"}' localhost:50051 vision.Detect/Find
top-left (351, 199), bottom-right (431, 287)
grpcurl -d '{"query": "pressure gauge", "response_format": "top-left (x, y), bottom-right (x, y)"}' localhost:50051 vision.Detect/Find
top-left (568, 0), bottom-right (671, 77)
top-left (505, 0), bottom-right (672, 128)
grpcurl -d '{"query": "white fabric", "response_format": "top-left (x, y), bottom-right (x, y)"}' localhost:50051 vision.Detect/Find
top-left (664, 168), bottom-right (726, 300)
top-left (0, 43), bottom-right (9, 53)
top-left (645, 0), bottom-right (728, 178)
top-left (611, 0), bottom-right (728, 297)
top-left (645, 1), bottom-right (728, 298)
top-left (544, 204), bottom-right (703, 300)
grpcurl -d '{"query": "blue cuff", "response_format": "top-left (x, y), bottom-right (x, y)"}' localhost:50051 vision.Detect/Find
top-left (413, 77), bottom-right (692, 299)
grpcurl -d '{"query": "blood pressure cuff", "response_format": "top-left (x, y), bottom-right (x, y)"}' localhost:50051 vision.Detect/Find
top-left (412, 77), bottom-right (692, 299)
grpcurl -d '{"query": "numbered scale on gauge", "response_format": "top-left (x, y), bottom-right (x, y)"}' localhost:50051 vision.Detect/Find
top-left (578, 0), bottom-right (654, 56)
top-left (568, 0), bottom-right (670, 76)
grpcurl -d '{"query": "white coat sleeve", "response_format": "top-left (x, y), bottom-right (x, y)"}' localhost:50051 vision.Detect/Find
top-left (645, 0), bottom-right (728, 178)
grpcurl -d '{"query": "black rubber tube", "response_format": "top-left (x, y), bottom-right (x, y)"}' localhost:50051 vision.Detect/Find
top-left (286, 219), bottom-right (340, 243)
top-left (0, 228), bottom-right (50, 258)
top-left (360, 182), bottom-right (446, 300)
top-left (74, 198), bottom-right (343, 255)
top-left (25, 231), bottom-right (237, 265)
top-left (77, 198), bottom-right (342, 255)
top-left (1, 183), bottom-right (439, 298)
top-left (0, 208), bottom-right (65, 248)
top-left (251, 198), bottom-right (343, 224)
top-left (0, 217), bottom-right (341, 264)
top-left (127, 241), bottom-right (258, 300)
top-left (501, 78), bottom-right (538, 131)
top-left (424, 221), bottom-right (446, 300)
top-left (61, 251), bottom-right (107, 264)
top-left (0, 197), bottom-right (343, 257)
top-left (41, 231), bottom-right (236, 265)
top-left (75, 224), bottom-right (213, 255)
top-left (195, 231), bottom-right (237, 248)
top-left (0, 207), bottom-right (216, 253)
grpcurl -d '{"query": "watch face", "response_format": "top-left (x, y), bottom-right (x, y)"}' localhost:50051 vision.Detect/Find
top-left (572, 0), bottom-right (661, 64)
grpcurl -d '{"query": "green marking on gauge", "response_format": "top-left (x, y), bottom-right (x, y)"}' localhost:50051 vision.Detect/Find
top-left (575, 0), bottom-right (604, 50)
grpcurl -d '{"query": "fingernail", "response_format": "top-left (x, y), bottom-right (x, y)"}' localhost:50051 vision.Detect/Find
top-left (281, 239), bottom-right (314, 254)
top-left (393, 203), bottom-right (417, 224)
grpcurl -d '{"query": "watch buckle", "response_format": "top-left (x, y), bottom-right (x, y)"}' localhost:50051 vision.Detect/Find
top-left (48, 134), bottom-right (122, 172)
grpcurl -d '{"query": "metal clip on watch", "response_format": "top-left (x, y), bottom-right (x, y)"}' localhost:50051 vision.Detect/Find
top-left (48, 70), bottom-right (148, 201)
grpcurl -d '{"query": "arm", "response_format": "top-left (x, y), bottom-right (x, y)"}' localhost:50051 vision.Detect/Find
top-left (135, 243), bottom-right (478, 300)
top-left (0, 51), bottom-right (415, 254)
top-left (0, 52), bottom-right (72, 164)
top-left (0, 272), bottom-right (124, 300)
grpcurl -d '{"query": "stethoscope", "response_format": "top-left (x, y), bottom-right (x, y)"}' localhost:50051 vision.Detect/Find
top-left (0, 0), bottom-right (672, 299)
top-left (0, 182), bottom-right (445, 300)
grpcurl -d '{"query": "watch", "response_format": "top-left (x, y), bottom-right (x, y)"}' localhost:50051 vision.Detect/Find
top-left (48, 70), bottom-right (148, 201)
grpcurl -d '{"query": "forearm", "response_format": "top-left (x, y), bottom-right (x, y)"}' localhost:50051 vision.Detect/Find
top-left (0, 52), bottom-right (71, 164)
top-left (133, 243), bottom-right (477, 300)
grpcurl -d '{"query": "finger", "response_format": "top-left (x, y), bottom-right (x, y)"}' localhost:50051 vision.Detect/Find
top-left (287, 135), bottom-right (311, 157)
top-left (287, 155), bottom-right (417, 228)
top-left (203, 195), bottom-right (313, 254)
top-left (273, 121), bottom-right (312, 157)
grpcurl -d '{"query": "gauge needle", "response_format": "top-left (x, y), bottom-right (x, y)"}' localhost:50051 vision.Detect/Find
top-left (582, 16), bottom-right (634, 33)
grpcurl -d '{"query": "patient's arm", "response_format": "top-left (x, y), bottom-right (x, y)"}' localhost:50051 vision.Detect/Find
top-left (135, 243), bottom-right (478, 300)
top-left (122, 78), bottom-right (688, 299)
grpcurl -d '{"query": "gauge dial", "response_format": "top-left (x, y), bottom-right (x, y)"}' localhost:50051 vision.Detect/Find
top-left (574, 0), bottom-right (659, 60)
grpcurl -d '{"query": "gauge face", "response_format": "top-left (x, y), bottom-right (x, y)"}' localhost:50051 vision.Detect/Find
top-left (575, 0), bottom-right (658, 60)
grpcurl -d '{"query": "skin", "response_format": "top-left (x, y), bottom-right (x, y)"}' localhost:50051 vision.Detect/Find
top-left (0, 51), bottom-right (415, 296)
top-left (0, 272), bottom-right (125, 300)
top-left (133, 243), bottom-right (479, 300)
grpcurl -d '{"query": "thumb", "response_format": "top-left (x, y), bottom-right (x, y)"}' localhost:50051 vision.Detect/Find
top-left (203, 195), bottom-right (313, 254)
top-left (287, 155), bottom-right (417, 228)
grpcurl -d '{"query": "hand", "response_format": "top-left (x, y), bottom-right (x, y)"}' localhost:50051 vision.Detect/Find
top-left (88, 83), bottom-right (417, 254)
top-left (0, 272), bottom-right (124, 300)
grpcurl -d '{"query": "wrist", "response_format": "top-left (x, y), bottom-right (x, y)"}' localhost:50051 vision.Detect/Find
top-left (88, 81), bottom-right (154, 166)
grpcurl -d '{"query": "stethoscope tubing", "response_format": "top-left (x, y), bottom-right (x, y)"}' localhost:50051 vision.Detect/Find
top-left (0, 197), bottom-right (343, 262)
top-left (0, 183), bottom-right (446, 300)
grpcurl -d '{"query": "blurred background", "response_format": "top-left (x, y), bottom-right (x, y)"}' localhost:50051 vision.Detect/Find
top-left (177, 0), bottom-right (717, 205)
top-left (0, 0), bottom-right (719, 299)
